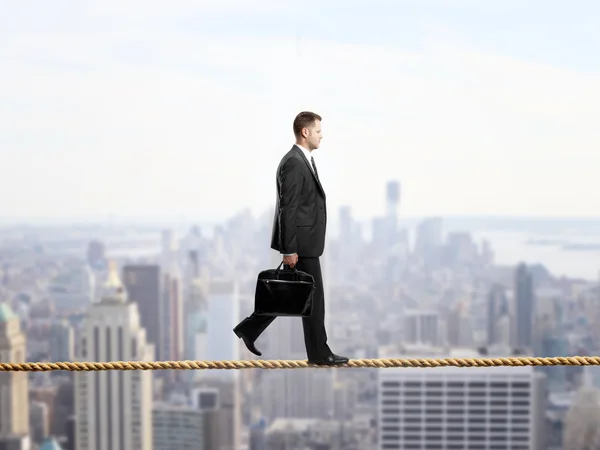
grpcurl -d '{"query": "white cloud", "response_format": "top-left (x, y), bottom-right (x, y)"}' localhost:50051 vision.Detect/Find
top-left (0, 14), bottom-right (598, 219)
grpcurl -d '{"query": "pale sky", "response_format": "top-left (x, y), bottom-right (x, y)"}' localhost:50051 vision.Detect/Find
top-left (1, 0), bottom-right (599, 222)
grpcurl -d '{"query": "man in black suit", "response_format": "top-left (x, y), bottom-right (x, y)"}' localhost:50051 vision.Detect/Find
top-left (233, 111), bottom-right (349, 366)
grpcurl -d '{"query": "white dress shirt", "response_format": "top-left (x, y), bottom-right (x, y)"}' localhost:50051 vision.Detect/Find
top-left (282, 145), bottom-right (315, 256)
top-left (295, 144), bottom-right (316, 175)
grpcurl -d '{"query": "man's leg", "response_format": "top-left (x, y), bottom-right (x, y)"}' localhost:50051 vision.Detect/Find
top-left (296, 257), bottom-right (331, 360)
top-left (234, 313), bottom-right (275, 357)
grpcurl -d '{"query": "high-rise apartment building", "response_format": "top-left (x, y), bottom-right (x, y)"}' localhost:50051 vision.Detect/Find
top-left (75, 263), bottom-right (154, 450)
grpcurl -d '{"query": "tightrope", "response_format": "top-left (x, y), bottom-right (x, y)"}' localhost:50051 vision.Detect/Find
top-left (0, 356), bottom-right (599, 371)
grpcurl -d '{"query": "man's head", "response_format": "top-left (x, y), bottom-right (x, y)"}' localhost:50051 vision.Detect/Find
top-left (293, 111), bottom-right (322, 151)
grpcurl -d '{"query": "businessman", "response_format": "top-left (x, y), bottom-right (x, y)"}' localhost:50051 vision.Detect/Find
top-left (233, 111), bottom-right (349, 365)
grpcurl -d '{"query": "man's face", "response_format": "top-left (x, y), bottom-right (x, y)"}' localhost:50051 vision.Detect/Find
top-left (304, 120), bottom-right (322, 150)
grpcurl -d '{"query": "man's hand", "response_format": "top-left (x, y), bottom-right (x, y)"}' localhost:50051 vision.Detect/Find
top-left (283, 253), bottom-right (298, 268)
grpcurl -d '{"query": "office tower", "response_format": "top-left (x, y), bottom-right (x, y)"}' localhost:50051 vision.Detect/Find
top-left (487, 285), bottom-right (508, 346)
top-left (122, 265), bottom-right (161, 357)
top-left (160, 230), bottom-right (184, 364)
top-left (204, 279), bottom-right (241, 450)
top-left (152, 403), bottom-right (205, 450)
top-left (29, 400), bottom-right (48, 444)
top-left (205, 278), bottom-right (239, 364)
top-left (194, 381), bottom-right (241, 450)
top-left (49, 319), bottom-right (74, 362)
top-left (160, 268), bottom-right (183, 363)
top-left (123, 261), bottom-right (183, 365)
top-left (446, 300), bottom-right (474, 347)
top-left (404, 310), bottom-right (440, 346)
top-left (378, 346), bottom-right (546, 450)
top-left (184, 251), bottom-right (208, 384)
top-left (0, 303), bottom-right (30, 449)
top-left (86, 240), bottom-right (106, 270)
top-left (75, 262), bottom-right (154, 450)
top-left (513, 263), bottom-right (534, 351)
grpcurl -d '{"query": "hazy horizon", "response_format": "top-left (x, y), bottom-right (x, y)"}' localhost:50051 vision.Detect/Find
top-left (2, 0), bottom-right (600, 219)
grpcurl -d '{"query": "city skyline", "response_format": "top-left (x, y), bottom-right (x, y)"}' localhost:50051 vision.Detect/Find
top-left (0, 204), bottom-right (598, 448)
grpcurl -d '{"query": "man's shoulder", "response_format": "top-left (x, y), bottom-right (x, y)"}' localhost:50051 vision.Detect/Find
top-left (278, 146), bottom-right (303, 166)
top-left (281, 145), bottom-right (300, 159)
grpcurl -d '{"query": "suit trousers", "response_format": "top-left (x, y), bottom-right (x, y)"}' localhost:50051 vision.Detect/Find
top-left (238, 257), bottom-right (331, 360)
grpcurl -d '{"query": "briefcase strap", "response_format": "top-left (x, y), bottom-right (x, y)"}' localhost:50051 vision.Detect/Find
top-left (275, 262), bottom-right (299, 280)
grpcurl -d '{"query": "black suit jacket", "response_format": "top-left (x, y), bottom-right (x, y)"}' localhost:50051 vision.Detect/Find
top-left (270, 145), bottom-right (327, 257)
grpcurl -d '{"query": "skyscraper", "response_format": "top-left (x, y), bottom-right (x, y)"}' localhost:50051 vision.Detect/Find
top-left (513, 263), bottom-right (534, 351)
top-left (160, 230), bottom-right (184, 365)
top-left (205, 278), bottom-right (239, 365)
top-left (487, 285), bottom-right (508, 346)
top-left (184, 251), bottom-right (208, 385)
top-left (75, 262), bottom-right (154, 450)
top-left (0, 303), bottom-right (30, 449)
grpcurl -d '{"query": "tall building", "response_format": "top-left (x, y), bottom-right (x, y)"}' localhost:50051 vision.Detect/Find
top-left (513, 263), bottom-right (534, 351)
top-left (487, 285), bottom-right (508, 346)
top-left (0, 303), bottom-right (30, 449)
top-left (378, 346), bottom-right (546, 450)
top-left (75, 262), bottom-right (154, 450)
top-left (160, 268), bottom-right (183, 363)
top-left (184, 251), bottom-right (208, 385)
top-left (49, 319), bottom-right (74, 362)
top-left (122, 265), bottom-right (161, 357)
top-left (159, 230), bottom-right (184, 364)
top-left (86, 241), bottom-right (106, 271)
top-left (152, 403), bottom-right (205, 450)
top-left (203, 278), bottom-right (242, 450)
top-left (404, 310), bottom-right (440, 346)
top-left (205, 278), bottom-right (239, 364)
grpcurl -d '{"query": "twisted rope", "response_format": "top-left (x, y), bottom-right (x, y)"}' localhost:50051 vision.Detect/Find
top-left (0, 356), bottom-right (599, 371)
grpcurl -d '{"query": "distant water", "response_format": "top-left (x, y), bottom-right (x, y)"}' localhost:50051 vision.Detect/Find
top-left (99, 217), bottom-right (600, 281)
top-left (355, 218), bottom-right (600, 281)
top-left (472, 230), bottom-right (599, 281)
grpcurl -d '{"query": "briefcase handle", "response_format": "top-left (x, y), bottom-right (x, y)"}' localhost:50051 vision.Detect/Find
top-left (276, 261), bottom-right (299, 280)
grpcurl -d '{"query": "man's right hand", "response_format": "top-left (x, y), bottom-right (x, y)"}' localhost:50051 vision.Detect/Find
top-left (283, 253), bottom-right (298, 268)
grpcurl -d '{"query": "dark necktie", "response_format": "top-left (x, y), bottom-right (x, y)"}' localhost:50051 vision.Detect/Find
top-left (311, 156), bottom-right (320, 181)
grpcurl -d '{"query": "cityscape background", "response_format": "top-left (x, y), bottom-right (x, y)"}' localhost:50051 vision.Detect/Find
top-left (2, 195), bottom-right (600, 449)
top-left (2, 0), bottom-right (600, 449)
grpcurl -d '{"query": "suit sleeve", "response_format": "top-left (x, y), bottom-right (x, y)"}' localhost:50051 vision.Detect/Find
top-left (277, 158), bottom-right (304, 254)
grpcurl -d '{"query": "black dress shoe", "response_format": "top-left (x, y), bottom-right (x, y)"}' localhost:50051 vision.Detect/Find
top-left (233, 328), bottom-right (262, 357)
top-left (308, 354), bottom-right (349, 366)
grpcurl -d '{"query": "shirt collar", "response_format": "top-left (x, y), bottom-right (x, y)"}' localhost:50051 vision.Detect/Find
top-left (295, 144), bottom-right (312, 161)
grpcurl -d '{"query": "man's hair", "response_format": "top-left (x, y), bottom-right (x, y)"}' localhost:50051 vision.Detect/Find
top-left (293, 111), bottom-right (322, 137)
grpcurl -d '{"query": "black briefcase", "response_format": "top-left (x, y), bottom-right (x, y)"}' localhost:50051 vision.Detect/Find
top-left (254, 262), bottom-right (314, 317)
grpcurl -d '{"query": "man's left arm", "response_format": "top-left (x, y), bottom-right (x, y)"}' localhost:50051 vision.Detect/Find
top-left (276, 158), bottom-right (304, 255)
